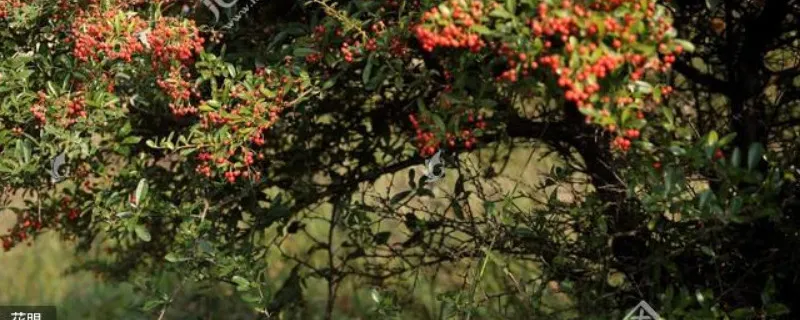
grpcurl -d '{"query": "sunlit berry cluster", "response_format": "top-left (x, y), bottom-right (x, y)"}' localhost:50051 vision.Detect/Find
top-left (67, 5), bottom-right (204, 117)
top-left (147, 17), bottom-right (205, 69)
top-left (414, 0), bottom-right (487, 52)
top-left (414, 0), bottom-right (684, 153)
top-left (69, 9), bottom-right (148, 63)
top-left (193, 70), bottom-right (309, 183)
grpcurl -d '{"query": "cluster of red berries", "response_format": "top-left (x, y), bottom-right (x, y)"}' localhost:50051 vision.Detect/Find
top-left (194, 71), bottom-right (307, 182)
top-left (147, 18), bottom-right (205, 68)
top-left (64, 95), bottom-right (87, 118)
top-left (67, 5), bottom-right (204, 118)
top-left (305, 52), bottom-right (323, 64)
top-left (1, 217), bottom-right (40, 251)
top-left (194, 149), bottom-right (264, 183)
top-left (147, 18), bottom-right (204, 116)
top-left (157, 66), bottom-right (200, 116)
top-left (69, 9), bottom-right (148, 63)
top-left (0, 0), bottom-right (23, 20)
top-left (389, 38), bottom-right (410, 57)
top-left (417, 0), bottom-right (682, 154)
top-left (409, 111), bottom-right (485, 157)
top-left (414, 0), bottom-right (486, 52)
top-left (340, 42), bottom-right (360, 62)
top-left (29, 90), bottom-right (90, 128)
top-left (338, 21), bottom-right (389, 62)
top-left (1, 196), bottom-right (81, 251)
top-left (29, 91), bottom-right (48, 124)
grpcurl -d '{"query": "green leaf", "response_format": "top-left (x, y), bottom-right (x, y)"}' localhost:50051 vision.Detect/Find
top-left (652, 87), bottom-right (662, 102)
top-left (695, 289), bottom-right (705, 304)
top-left (292, 47), bottom-right (316, 58)
top-left (21, 141), bottom-right (31, 163)
top-left (489, 6), bottom-right (513, 19)
top-left (699, 190), bottom-right (713, 209)
top-left (731, 147), bottom-right (742, 167)
top-left (322, 75), bottom-right (338, 89)
top-left (621, 108), bottom-right (633, 124)
top-left (765, 303), bottom-right (790, 316)
top-left (362, 55), bottom-right (374, 85)
top-left (700, 246), bottom-right (715, 257)
top-left (164, 253), bottom-right (180, 263)
top-left (197, 239), bottom-right (215, 256)
top-left (730, 197), bottom-right (743, 215)
top-left (662, 107), bottom-right (675, 127)
top-left (432, 114), bottom-right (446, 132)
top-left (437, 4), bottom-right (452, 17)
top-left (634, 81), bottom-right (653, 94)
top-left (730, 308), bottom-right (757, 319)
top-left (747, 142), bottom-right (764, 171)
top-left (505, 0), bottom-right (516, 14)
top-left (664, 168), bottom-right (675, 195)
top-left (705, 0), bottom-right (720, 9)
top-left (226, 63), bottom-right (236, 78)
top-left (135, 178), bottom-right (149, 202)
top-left (122, 136), bottom-right (141, 145)
top-left (14, 140), bottom-right (24, 162)
top-left (134, 225), bottom-right (151, 242)
top-left (232, 275), bottom-right (250, 288)
top-left (141, 299), bottom-right (164, 311)
top-left (198, 103), bottom-right (214, 112)
top-left (718, 132), bottom-right (737, 146)
top-left (673, 39), bottom-right (696, 53)
top-left (371, 289), bottom-right (381, 303)
top-left (470, 25), bottom-right (492, 35)
top-left (668, 146), bottom-right (686, 156)
top-left (119, 122), bottom-right (132, 136)
top-left (706, 130), bottom-right (719, 146)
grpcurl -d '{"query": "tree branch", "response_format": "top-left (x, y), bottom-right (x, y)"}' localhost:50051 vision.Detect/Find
top-left (672, 59), bottom-right (729, 94)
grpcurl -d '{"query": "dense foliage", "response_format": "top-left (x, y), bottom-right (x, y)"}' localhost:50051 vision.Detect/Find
top-left (1, 0), bottom-right (798, 319)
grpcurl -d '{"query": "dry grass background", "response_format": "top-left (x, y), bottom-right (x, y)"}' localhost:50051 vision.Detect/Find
top-left (0, 145), bottom-right (578, 319)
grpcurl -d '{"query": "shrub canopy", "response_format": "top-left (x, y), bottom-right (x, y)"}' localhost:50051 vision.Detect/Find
top-left (1, 0), bottom-right (798, 319)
